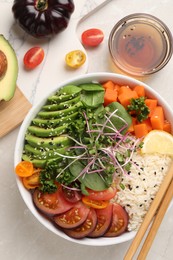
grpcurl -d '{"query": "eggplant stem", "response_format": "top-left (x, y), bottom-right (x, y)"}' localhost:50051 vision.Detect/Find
top-left (35, 0), bottom-right (48, 11)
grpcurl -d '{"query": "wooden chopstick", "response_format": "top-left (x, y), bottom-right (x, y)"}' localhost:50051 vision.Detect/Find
top-left (137, 177), bottom-right (173, 259)
top-left (124, 162), bottom-right (173, 260)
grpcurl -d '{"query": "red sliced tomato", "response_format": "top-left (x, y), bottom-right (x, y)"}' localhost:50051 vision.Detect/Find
top-left (62, 187), bottom-right (82, 203)
top-left (23, 46), bottom-right (44, 69)
top-left (33, 187), bottom-right (73, 216)
top-left (64, 208), bottom-right (97, 238)
top-left (104, 203), bottom-right (129, 237)
top-left (86, 187), bottom-right (117, 201)
top-left (88, 203), bottom-right (113, 238)
top-left (53, 202), bottom-right (90, 229)
top-left (81, 28), bottom-right (104, 47)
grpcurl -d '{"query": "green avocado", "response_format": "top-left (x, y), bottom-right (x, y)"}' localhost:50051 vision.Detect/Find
top-left (25, 134), bottom-right (72, 149)
top-left (27, 124), bottom-right (68, 137)
top-left (32, 112), bottom-right (78, 128)
top-left (24, 144), bottom-right (69, 160)
top-left (0, 35), bottom-right (18, 101)
top-left (38, 101), bottom-right (83, 119)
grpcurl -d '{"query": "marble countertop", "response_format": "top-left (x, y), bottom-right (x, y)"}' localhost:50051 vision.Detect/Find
top-left (1, 0), bottom-right (173, 259)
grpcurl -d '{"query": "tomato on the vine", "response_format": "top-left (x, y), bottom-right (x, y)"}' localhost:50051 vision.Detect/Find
top-left (81, 28), bottom-right (104, 47)
top-left (65, 50), bottom-right (86, 69)
top-left (23, 47), bottom-right (44, 69)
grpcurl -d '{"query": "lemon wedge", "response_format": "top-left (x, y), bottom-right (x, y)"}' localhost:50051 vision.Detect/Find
top-left (141, 130), bottom-right (173, 157)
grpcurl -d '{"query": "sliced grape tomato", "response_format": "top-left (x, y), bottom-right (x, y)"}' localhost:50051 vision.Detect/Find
top-left (15, 161), bottom-right (34, 177)
top-left (23, 46), bottom-right (44, 69)
top-left (104, 203), bottom-right (129, 237)
top-left (82, 196), bottom-right (109, 209)
top-left (33, 187), bottom-right (73, 216)
top-left (81, 28), bottom-right (104, 47)
top-left (88, 203), bottom-right (113, 238)
top-left (62, 187), bottom-right (82, 203)
top-left (53, 201), bottom-right (90, 229)
top-left (86, 187), bottom-right (117, 201)
top-left (64, 208), bottom-right (97, 238)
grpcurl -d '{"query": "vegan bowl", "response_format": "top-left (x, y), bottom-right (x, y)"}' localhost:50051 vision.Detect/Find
top-left (14, 72), bottom-right (173, 246)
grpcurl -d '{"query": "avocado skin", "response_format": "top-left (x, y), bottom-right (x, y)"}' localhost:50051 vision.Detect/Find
top-left (0, 35), bottom-right (18, 101)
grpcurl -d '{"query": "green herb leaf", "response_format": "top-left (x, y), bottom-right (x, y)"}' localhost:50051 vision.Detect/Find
top-left (127, 97), bottom-right (150, 122)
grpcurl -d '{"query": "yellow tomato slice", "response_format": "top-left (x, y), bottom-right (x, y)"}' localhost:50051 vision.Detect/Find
top-left (22, 169), bottom-right (41, 190)
top-left (82, 196), bottom-right (109, 209)
top-left (15, 161), bottom-right (34, 177)
top-left (65, 50), bottom-right (86, 68)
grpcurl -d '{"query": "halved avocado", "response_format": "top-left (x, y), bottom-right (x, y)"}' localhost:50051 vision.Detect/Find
top-left (0, 35), bottom-right (18, 101)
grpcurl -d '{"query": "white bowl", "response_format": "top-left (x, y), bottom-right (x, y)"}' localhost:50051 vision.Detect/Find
top-left (14, 72), bottom-right (173, 246)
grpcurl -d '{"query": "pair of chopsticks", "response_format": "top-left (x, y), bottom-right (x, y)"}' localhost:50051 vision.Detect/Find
top-left (124, 162), bottom-right (173, 260)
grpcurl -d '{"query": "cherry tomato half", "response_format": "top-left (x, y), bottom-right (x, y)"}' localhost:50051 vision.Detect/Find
top-left (82, 196), bottom-right (109, 209)
top-left (64, 208), bottom-right (97, 238)
top-left (89, 203), bottom-right (113, 238)
top-left (81, 28), bottom-right (104, 47)
top-left (33, 187), bottom-right (73, 216)
top-left (22, 169), bottom-right (41, 190)
top-left (65, 50), bottom-right (86, 68)
top-left (86, 187), bottom-right (117, 201)
top-left (15, 161), bottom-right (34, 177)
top-left (62, 187), bottom-right (82, 203)
top-left (23, 46), bottom-right (44, 69)
top-left (104, 203), bottom-right (129, 237)
top-left (53, 201), bottom-right (90, 229)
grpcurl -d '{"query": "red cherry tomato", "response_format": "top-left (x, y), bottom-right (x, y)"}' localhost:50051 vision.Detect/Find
top-left (81, 28), bottom-right (104, 47)
top-left (104, 203), bottom-right (129, 237)
top-left (62, 187), bottom-right (82, 203)
top-left (89, 203), bottom-right (113, 238)
top-left (23, 46), bottom-right (44, 69)
top-left (86, 187), bottom-right (117, 201)
top-left (53, 202), bottom-right (90, 229)
top-left (33, 187), bottom-right (73, 216)
top-left (64, 208), bottom-right (97, 238)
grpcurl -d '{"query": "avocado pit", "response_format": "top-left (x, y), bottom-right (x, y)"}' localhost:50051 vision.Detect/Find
top-left (0, 50), bottom-right (7, 79)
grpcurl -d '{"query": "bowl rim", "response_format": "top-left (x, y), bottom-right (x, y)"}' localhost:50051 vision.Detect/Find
top-left (14, 72), bottom-right (173, 246)
top-left (108, 13), bottom-right (173, 76)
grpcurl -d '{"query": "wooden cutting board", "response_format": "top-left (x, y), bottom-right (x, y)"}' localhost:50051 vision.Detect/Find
top-left (0, 87), bottom-right (32, 138)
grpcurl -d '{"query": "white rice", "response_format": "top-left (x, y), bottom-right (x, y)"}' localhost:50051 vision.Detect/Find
top-left (115, 152), bottom-right (172, 231)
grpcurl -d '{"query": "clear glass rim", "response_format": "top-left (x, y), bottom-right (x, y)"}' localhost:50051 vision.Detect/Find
top-left (108, 13), bottom-right (173, 76)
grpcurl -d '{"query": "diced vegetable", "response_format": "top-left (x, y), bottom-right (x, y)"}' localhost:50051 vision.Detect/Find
top-left (133, 85), bottom-right (145, 97)
top-left (145, 99), bottom-right (158, 117)
top-left (104, 88), bottom-right (118, 106)
top-left (118, 86), bottom-right (138, 107)
top-left (134, 123), bottom-right (149, 138)
top-left (150, 106), bottom-right (164, 130)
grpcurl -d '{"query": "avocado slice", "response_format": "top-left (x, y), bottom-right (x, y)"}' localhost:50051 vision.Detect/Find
top-left (38, 101), bottom-right (83, 119)
top-left (0, 35), bottom-right (18, 101)
top-left (25, 134), bottom-right (72, 149)
top-left (22, 154), bottom-right (62, 168)
top-left (24, 144), bottom-right (69, 159)
top-left (27, 124), bottom-right (68, 137)
top-left (42, 95), bottom-right (80, 111)
top-left (32, 112), bottom-right (78, 128)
